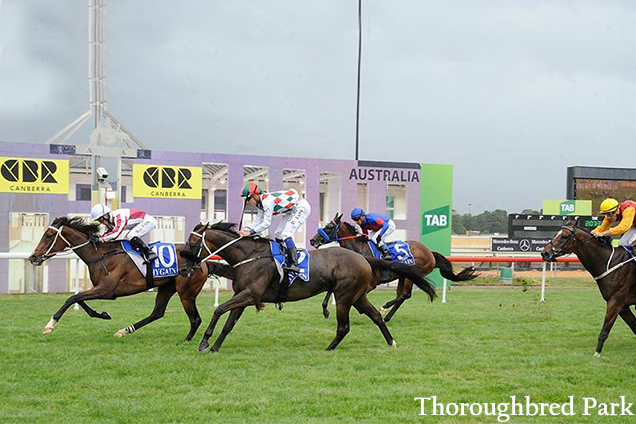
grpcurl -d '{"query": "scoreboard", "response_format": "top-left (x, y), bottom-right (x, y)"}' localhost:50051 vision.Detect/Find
top-left (508, 214), bottom-right (603, 239)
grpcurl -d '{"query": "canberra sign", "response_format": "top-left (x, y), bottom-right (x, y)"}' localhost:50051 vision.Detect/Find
top-left (0, 157), bottom-right (69, 194)
top-left (133, 164), bottom-right (202, 199)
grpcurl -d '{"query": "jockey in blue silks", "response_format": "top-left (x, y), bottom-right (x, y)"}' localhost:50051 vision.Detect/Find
top-left (350, 208), bottom-right (396, 259)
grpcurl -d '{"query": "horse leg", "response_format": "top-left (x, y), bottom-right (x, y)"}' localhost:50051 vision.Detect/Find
top-left (594, 298), bottom-right (622, 357)
top-left (114, 282), bottom-right (177, 338)
top-left (618, 306), bottom-right (636, 337)
top-left (384, 280), bottom-right (413, 323)
top-left (321, 291), bottom-right (331, 319)
top-left (199, 289), bottom-right (255, 352)
top-left (179, 291), bottom-right (203, 342)
top-left (43, 285), bottom-right (112, 334)
top-left (382, 277), bottom-right (405, 311)
top-left (326, 301), bottom-right (352, 351)
top-left (77, 301), bottom-right (111, 320)
top-left (210, 307), bottom-right (246, 352)
top-left (353, 295), bottom-right (395, 347)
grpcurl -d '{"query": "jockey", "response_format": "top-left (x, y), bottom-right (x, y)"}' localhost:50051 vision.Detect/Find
top-left (238, 182), bottom-right (311, 273)
top-left (351, 208), bottom-right (395, 259)
top-left (90, 203), bottom-right (158, 264)
top-left (592, 198), bottom-right (636, 247)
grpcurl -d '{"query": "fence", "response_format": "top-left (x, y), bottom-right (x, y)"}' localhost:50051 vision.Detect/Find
top-left (443, 256), bottom-right (581, 303)
top-left (1, 252), bottom-right (581, 306)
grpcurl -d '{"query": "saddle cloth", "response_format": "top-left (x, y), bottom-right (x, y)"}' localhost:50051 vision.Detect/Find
top-left (270, 241), bottom-right (310, 286)
top-left (122, 241), bottom-right (178, 278)
top-left (368, 240), bottom-right (415, 265)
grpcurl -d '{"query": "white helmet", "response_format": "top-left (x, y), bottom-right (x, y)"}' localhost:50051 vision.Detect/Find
top-left (90, 203), bottom-right (111, 220)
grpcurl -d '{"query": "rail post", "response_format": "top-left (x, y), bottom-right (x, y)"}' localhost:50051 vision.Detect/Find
top-left (441, 278), bottom-right (447, 303)
top-left (540, 262), bottom-right (547, 303)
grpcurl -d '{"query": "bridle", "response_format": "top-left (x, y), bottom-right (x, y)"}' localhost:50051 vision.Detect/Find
top-left (316, 219), bottom-right (364, 245)
top-left (41, 225), bottom-right (91, 261)
top-left (186, 223), bottom-right (245, 265)
top-left (550, 225), bottom-right (597, 257)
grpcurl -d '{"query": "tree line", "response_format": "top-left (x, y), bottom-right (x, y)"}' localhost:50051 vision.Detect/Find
top-left (452, 209), bottom-right (509, 235)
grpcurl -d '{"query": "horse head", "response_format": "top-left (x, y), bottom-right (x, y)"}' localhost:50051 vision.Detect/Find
top-left (310, 213), bottom-right (343, 248)
top-left (29, 217), bottom-right (97, 266)
top-left (179, 222), bottom-right (209, 277)
top-left (541, 218), bottom-right (598, 262)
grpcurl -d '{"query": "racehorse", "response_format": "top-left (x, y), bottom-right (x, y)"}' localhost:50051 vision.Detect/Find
top-left (28, 217), bottom-right (210, 341)
top-left (309, 214), bottom-right (479, 322)
top-left (178, 221), bottom-right (437, 352)
top-left (542, 219), bottom-right (636, 356)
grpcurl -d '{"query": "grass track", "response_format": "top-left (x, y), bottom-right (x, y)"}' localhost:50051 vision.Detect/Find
top-left (1, 288), bottom-right (635, 423)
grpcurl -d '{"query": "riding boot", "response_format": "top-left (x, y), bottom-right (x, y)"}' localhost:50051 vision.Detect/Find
top-left (378, 243), bottom-right (391, 260)
top-left (284, 246), bottom-right (301, 274)
top-left (131, 236), bottom-right (158, 264)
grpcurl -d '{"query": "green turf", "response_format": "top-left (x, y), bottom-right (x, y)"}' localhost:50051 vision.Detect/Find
top-left (1, 288), bottom-right (635, 424)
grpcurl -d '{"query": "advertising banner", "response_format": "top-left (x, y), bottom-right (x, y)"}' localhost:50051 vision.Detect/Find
top-left (542, 199), bottom-right (592, 215)
top-left (133, 164), bottom-right (202, 199)
top-left (0, 157), bottom-right (69, 194)
top-left (420, 163), bottom-right (453, 286)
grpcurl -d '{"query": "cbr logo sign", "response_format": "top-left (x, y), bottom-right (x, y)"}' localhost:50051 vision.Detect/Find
top-left (133, 164), bottom-right (202, 199)
top-left (0, 157), bottom-right (69, 194)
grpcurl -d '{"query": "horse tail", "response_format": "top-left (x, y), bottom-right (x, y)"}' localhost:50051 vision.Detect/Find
top-left (364, 257), bottom-right (437, 302)
top-left (432, 251), bottom-right (480, 282)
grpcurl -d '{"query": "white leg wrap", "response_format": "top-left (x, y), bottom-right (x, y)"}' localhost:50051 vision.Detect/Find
top-left (114, 325), bottom-right (136, 338)
top-left (43, 318), bottom-right (57, 334)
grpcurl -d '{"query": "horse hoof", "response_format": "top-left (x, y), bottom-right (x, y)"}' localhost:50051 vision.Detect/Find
top-left (102, 312), bottom-right (112, 320)
top-left (198, 342), bottom-right (209, 352)
top-left (114, 329), bottom-right (126, 338)
top-left (323, 310), bottom-right (330, 319)
top-left (593, 352), bottom-right (601, 358)
top-left (380, 308), bottom-right (387, 315)
top-left (42, 327), bottom-right (54, 335)
top-left (392, 340), bottom-right (397, 348)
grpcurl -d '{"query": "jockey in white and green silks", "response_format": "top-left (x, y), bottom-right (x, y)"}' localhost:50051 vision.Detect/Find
top-left (238, 182), bottom-right (311, 273)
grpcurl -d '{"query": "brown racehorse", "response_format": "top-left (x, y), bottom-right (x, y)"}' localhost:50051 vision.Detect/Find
top-left (178, 221), bottom-right (437, 352)
top-left (310, 213), bottom-right (479, 322)
top-left (542, 219), bottom-right (636, 357)
top-left (28, 217), bottom-right (209, 341)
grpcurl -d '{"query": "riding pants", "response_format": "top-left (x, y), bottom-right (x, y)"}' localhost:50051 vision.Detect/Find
top-left (275, 198), bottom-right (311, 240)
top-left (368, 219), bottom-right (396, 247)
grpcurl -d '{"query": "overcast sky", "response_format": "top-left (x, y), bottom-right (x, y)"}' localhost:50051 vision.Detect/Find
top-left (1, 0), bottom-right (635, 213)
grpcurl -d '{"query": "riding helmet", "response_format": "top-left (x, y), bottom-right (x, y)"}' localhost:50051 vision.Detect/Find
top-left (351, 208), bottom-right (365, 220)
top-left (90, 203), bottom-right (111, 220)
top-left (599, 198), bottom-right (619, 215)
top-left (241, 182), bottom-right (261, 198)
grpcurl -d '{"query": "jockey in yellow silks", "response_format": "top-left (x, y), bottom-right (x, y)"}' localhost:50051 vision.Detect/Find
top-left (591, 198), bottom-right (636, 247)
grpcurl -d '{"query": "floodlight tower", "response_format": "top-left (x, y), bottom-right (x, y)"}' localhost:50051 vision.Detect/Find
top-left (46, 0), bottom-right (146, 205)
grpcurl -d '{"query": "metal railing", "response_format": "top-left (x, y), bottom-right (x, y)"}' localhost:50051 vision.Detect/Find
top-left (442, 256), bottom-right (580, 303)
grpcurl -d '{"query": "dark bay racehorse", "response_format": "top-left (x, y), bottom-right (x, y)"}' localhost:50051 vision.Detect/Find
top-left (310, 214), bottom-right (479, 321)
top-left (29, 217), bottom-right (209, 340)
top-left (542, 219), bottom-right (636, 356)
top-left (179, 222), bottom-right (437, 352)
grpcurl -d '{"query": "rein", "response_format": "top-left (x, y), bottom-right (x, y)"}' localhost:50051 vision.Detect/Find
top-left (188, 227), bottom-right (245, 264)
top-left (594, 246), bottom-right (636, 281)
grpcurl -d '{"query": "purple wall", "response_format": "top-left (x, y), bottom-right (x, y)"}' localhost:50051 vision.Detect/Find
top-left (0, 141), bottom-right (421, 293)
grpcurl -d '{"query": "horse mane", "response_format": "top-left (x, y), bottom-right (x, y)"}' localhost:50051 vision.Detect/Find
top-left (208, 221), bottom-right (239, 235)
top-left (342, 221), bottom-right (359, 235)
top-left (52, 216), bottom-right (100, 236)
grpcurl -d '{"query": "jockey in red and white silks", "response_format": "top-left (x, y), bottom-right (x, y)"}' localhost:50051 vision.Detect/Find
top-left (90, 204), bottom-right (158, 263)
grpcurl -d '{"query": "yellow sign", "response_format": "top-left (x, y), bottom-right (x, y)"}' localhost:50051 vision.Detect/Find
top-left (133, 164), bottom-right (202, 199)
top-left (0, 157), bottom-right (69, 194)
